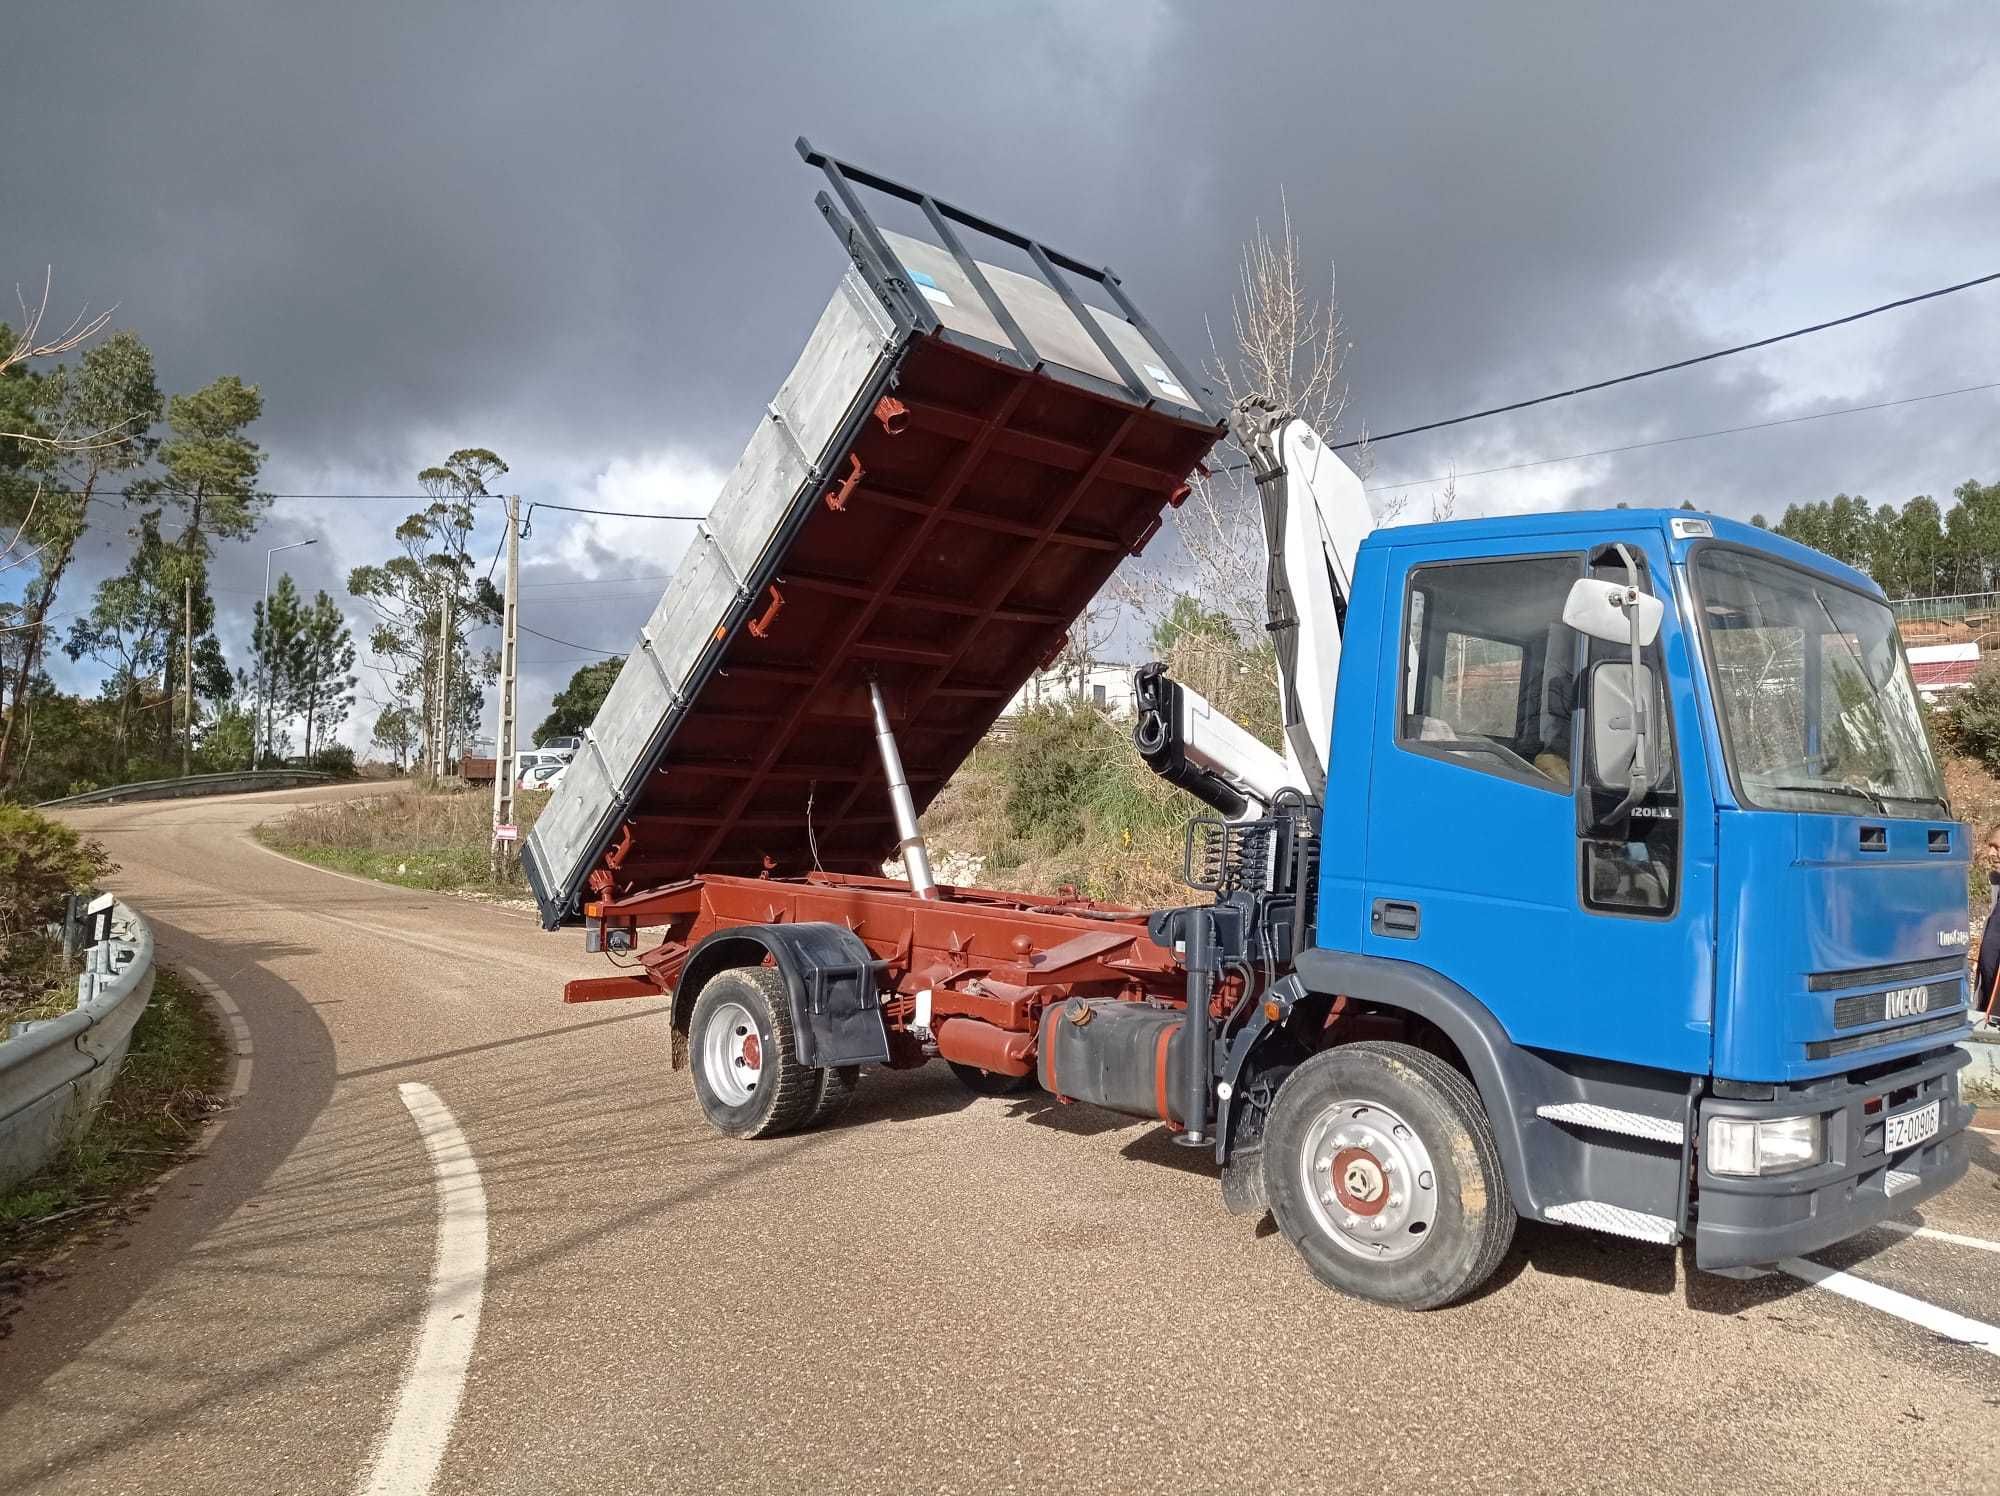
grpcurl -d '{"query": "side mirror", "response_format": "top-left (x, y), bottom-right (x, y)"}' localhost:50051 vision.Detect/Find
top-left (1563, 576), bottom-right (1663, 648)
top-left (1590, 662), bottom-right (1657, 790)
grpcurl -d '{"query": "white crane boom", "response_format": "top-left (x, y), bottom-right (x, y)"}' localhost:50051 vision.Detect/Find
top-left (1132, 397), bottom-right (1376, 818)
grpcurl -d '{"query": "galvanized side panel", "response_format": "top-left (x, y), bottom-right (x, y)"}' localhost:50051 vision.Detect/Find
top-left (525, 272), bottom-right (901, 919)
top-left (879, 230), bottom-right (1204, 417)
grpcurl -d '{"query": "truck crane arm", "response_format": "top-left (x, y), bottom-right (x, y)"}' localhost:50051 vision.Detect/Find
top-left (1132, 396), bottom-right (1377, 814)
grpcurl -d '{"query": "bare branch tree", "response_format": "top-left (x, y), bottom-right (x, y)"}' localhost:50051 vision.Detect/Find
top-left (1151, 194), bottom-right (1367, 639)
top-left (0, 269), bottom-right (113, 380)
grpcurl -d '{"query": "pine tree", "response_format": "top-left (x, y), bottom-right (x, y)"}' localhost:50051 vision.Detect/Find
top-left (294, 591), bottom-right (356, 760)
top-left (251, 573), bottom-right (307, 763)
top-left (127, 375), bottom-right (267, 759)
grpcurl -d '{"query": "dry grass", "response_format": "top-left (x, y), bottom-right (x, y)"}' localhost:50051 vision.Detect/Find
top-left (255, 785), bottom-right (547, 894)
top-left (0, 934), bottom-right (74, 1030)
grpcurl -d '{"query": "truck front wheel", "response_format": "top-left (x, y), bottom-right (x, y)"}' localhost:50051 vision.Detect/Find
top-left (1262, 1040), bottom-right (1514, 1310)
top-left (688, 966), bottom-right (817, 1139)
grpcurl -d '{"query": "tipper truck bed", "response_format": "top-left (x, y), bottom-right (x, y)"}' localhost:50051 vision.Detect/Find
top-left (522, 139), bottom-right (1220, 922)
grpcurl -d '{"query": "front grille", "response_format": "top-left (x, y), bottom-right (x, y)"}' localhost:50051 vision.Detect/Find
top-left (1805, 1012), bottom-right (1964, 1061)
top-left (1807, 954), bottom-right (1966, 993)
top-left (1832, 979), bottom-right (1963, 1029)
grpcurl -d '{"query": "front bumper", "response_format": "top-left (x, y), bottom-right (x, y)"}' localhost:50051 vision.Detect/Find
top-left (1694, 1043), bottom-right (1971, 1270)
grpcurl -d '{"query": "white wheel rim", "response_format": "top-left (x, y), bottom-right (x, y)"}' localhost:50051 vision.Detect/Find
top-left (702, 1000), bottom-right (762, 1107)
top-left (1298, 1099), bottom-right (1440, 1262)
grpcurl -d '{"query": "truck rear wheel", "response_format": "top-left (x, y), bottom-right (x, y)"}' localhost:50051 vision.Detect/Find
top-left (1262, 1040), bottom-right (1514, 1310)
top-left (688, 967), bottom-right (817, 1138)
top-left (804, 1064), bottom-right (862, 1129)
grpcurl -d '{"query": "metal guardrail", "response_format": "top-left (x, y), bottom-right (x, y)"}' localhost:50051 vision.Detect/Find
top-left (0, 896), bottom-right (156, 1192)
top-left (1891, 591), bottom-right (2000, 626)
top-left (36, 768), bottom-right (334, 809)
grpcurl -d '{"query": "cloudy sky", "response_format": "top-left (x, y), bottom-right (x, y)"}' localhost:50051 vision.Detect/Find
top-left (5, 2), bottom-right (1997, 748)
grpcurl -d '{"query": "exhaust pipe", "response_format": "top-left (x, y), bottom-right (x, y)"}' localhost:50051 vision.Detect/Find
top-left (869, 680), bottom-right (938, 899)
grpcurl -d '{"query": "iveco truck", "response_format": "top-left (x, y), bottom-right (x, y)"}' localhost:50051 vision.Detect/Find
top-left (530, 141), bottom-right (1972, 1309)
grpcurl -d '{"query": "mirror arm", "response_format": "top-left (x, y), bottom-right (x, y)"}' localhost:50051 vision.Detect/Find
top-left (1606, 543), bottom-right (1649, 823)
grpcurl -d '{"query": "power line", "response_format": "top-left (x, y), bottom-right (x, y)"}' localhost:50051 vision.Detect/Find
top-left (517, 621), bottom-right (625, 656)
top-left (518, 573), bottom-right (672, 590)
top-left (1331, 269), bottom-right (2000, 452)
top-left (527, 499), bottom-right (705, 521)
top-left (1363, 378), bottom-right (2000, 492)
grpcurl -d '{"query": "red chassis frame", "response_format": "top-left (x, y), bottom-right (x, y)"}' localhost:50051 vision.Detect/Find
top-left (565, 870), bottom-right (1215, 1079)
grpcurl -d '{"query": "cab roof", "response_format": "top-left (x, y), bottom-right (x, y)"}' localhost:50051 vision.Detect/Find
top-left (1356, 507), bottom-right (1882, 599)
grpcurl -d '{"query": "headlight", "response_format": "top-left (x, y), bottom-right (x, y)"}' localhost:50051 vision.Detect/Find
top-left (1705, 1115), bottom-right (1824, 1177)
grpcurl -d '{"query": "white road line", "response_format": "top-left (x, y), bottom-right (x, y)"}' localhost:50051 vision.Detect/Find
top-left (359, 1084), bottom-right (489, 1496)
top-left (1879, 1219), bottom-right (2000, 1254)
top-left (1971, 1126), bottom-right (2000, 1137)
top-left (179, 961), bottom-right (254, 1102)
top-left (1779, 1256), bottom-right (2000, 1357)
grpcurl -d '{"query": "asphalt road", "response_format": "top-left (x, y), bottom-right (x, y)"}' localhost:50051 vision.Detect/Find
top-left (5, 782), bottom-right (2000, 1494)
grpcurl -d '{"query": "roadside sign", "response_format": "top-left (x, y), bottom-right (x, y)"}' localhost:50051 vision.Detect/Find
top-left (494, 824), bottom-right (519, 842)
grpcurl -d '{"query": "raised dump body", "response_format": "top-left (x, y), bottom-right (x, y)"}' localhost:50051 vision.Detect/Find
top-left (523, 142), bottom-right (1222, 927)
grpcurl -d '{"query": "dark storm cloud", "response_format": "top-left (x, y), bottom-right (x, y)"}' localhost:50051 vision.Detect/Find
top-left (5, 1), bottom-right (1997, 736)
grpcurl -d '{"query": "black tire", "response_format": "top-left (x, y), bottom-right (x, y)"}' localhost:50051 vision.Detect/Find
top-left (1262, 1040), bottom-right (1514, 1310)
top-left (947, 1061), bottom-right (1036, 1097)
top-left (687, 966), bottom-right (817, 1139)
top-left (804, 1064), bottom-right (862, 1129)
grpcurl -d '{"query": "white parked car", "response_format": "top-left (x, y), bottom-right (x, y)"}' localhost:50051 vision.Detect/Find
top-left (539, 735), bottom-right (583, 759)
top-left (522, 761), bottom-right (567, 793)
top-left (516, 749), bottom-right (566, 787)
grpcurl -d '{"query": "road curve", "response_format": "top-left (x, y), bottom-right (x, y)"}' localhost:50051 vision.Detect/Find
top-left (4, 783), bottom-right (1999, 1494)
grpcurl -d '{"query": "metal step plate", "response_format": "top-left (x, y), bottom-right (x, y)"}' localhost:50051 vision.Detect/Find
top-left (1536, 1102), bottom-right (1684, 1145)
top-left (1543, 1199), bottom-right (1679, 1244)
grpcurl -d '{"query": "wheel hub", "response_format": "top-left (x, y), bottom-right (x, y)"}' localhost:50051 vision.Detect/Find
top-left (701, 1000), bottom-right (764, 1107)
top-left (1331, 1147), bottom-right (1389, 1215)
top-left (1299, 1100), bottom-right (1440, 1261)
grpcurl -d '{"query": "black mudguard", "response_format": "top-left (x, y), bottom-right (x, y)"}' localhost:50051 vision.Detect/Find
top-left (674, 923), bottom-right (889, 1068)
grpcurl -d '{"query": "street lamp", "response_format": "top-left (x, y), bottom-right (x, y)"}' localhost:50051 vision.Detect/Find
top-left (254, 538), bottom-right (319, 767)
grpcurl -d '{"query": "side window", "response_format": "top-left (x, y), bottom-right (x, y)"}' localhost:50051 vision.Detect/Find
top-left (1399, 555), bottom-right (1582, 789)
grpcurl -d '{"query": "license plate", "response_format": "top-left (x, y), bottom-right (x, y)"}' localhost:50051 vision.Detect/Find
top-left (1885, 1100), bottom-right (1941, 1154)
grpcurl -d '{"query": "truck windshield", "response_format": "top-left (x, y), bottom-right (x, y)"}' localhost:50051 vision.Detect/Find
top-left (1694, 548), bottom-right (1946, 817)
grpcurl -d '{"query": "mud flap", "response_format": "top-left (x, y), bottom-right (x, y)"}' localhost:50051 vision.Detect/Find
top-left (767, 922), bottom-right (891, 1069)
top-left (676, 921), bottom-right (889, 1070)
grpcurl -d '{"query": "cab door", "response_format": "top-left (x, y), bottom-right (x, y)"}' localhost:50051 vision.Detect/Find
top-left (1359, 534), bottom-right (1714, 1075)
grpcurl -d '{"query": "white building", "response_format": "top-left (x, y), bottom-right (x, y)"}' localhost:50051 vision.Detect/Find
top-left (1905, 641), bottom-right (1981, 703)
top-left (1005, 662), bottom-right (1138, 718)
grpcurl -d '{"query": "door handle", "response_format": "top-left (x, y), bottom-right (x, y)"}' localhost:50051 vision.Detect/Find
top-left (1371, 899), bottom-right (1421, 939)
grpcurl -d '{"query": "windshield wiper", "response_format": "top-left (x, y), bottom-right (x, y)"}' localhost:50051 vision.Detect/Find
top-left (1762, 781), bottom-right (1887, 813)
top-left (1876, 791), bottom-right (1952, 814)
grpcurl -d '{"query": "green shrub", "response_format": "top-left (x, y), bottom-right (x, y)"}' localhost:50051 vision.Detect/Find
top-left (310, 744), bottom-right (358, 778)
top-left (1002, 703), bottom-right (1128, 846)
top-left (0, 804), bottom-right (115, 938)
top-left (1945, 663), bottom-right (2000, 772)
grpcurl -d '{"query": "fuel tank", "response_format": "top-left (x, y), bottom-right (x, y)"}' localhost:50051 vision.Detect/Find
top-left (1037, 998), bottom-right (1185, 1126)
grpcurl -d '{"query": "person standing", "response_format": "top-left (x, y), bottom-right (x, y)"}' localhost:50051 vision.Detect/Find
top-left (1977, 823), bottom-right (2000, 1028)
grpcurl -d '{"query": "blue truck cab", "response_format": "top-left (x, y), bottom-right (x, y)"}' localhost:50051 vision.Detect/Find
top-left (1222, 507), bottom-right (1973, 1306)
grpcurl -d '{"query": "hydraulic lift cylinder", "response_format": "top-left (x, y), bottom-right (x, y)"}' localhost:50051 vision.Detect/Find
top-left (1177, 909), bottom-right (1215, 1147)
top-left (870, 680), bottom-right (939, 900)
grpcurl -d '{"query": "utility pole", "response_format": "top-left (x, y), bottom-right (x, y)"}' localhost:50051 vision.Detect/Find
top-left (491, 494), bottom-right (521, 879)
top-left (434, 582), bottom-right (453, 776)
top-left (181, 577), bottom-right (193, 777)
